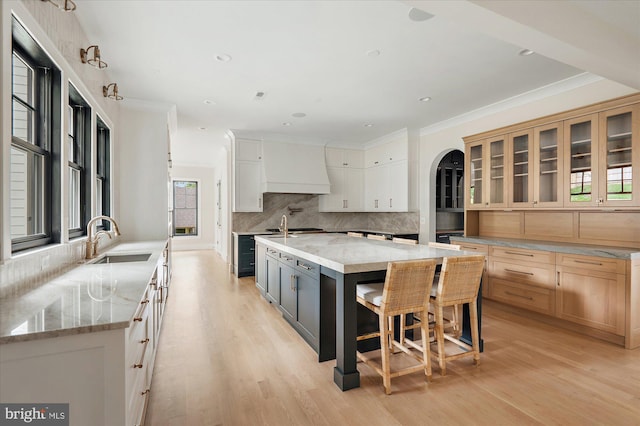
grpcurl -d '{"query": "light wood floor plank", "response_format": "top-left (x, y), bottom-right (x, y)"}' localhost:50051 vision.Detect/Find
top-left (145, 251), bottom-right (640, 425)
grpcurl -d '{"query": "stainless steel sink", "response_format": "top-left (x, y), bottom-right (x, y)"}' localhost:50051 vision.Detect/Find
top-left (92, 253), bottom-right (152, 264)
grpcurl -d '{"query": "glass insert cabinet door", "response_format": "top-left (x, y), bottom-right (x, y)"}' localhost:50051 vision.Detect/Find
top-left (467, 142), bottom-right (484, 208)
top-left (489, 137), bottom-right (506, 206)
top-left (564, 114), bottom-right (599, 206)
top-left (534, 122), bottom-right (563, 207)
top-left (599, 105), bottom-right (639, 206)
top-left (510, 130), bottom-right (533, 206)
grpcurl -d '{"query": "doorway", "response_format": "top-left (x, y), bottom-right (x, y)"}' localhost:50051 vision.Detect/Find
top-left (435, 149), bottom-right (464, 243)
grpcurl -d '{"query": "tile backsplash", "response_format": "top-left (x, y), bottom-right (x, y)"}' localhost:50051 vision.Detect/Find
top-left (233, 193), bottom-right (419, 233)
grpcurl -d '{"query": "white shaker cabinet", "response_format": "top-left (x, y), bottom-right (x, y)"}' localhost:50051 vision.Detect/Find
top-left (363, 137), bottom-right (409, 212)
top-left (233, 138), bottom-right (263, 212)
top-left (319, 148), bottom-right (364, 212)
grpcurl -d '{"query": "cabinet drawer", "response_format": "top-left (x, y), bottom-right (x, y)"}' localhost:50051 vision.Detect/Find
top-left (489, 258), bottom-right (556, 289)
top-left (296, 258), bottom-right (319, 278)
top-left (279, 252), bottom-right (296, 266)
top-left (490, 246), bottom-right (555, 264)
top-left (490, 279), bottom-right (555, 315)
top-left (454, 241), bottom-right (489, 254)
top-left (265, 247), bottom-right (279, 258)
top-left (556, 253), bottom-right (625, 274)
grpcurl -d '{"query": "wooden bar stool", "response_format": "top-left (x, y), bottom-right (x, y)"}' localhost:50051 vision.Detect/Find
top-left (355, 259), bottom-right (437, 394)
top-left (367, 234), bottom-right (387, 241)
top-left (392, 237), bottom-right (418, 245)
top-left (430, 255), bottom-right (485, 376)
top-left (347, 231), bottom-right (364, 237)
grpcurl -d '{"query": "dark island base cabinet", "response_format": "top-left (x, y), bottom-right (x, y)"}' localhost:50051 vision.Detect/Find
top-left (255, 242), bottom-right (336, 362)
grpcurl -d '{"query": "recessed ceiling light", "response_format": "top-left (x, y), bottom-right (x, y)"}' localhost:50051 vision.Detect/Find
top-left (519, 49), bottom-right (534, 56)
top-left (292, 112), bottom-right (306, 118)
top-left (367, 49), bottom-right (381, 57)
top-left (364, 123), bottom-right (374, 128)
top-left (216, 54), bottom-right (232, 62)
top-left (282, 122), bottom-right (291, 126)
top-left (408, 8), bottom-right (434, 22)
top-left (203, 99), bottom-right (215, 105)
top-left (419, 96), bottom-right (432, 102)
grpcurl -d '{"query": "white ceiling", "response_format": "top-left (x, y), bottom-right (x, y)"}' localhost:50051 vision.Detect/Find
top-left (72, 0), bottom-right (640, 160)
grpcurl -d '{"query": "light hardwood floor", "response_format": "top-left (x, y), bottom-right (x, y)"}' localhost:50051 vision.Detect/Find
top-left (145, 250), bottom-right (640, 425)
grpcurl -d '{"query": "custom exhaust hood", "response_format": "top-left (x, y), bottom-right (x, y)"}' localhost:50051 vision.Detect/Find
top-left (261, 141), bottom-right (330, 194)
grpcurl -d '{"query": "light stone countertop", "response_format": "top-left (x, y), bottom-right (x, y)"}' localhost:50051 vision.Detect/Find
top-left (0, 240), bottom-right (167, 344)
top-left (255, 233), bottom-right (479, 274)
top-left (450, 236), bottom-right (639, 260)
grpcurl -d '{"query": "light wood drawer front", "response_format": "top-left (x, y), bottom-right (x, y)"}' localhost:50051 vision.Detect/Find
top-left (556, 253), bottom-right (626, 274)
top-left (454, 241), bottom-right (489, 254)
top-left (489, 259), bottom-right (555, 289)
top-left (490, 279), bottom-right (555, 315)
top-left (490, 246), bottom-right (554, 264)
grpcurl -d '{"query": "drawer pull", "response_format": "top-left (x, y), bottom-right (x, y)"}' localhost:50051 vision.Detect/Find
top-left (461, 246), bottom-right (477, 251)
top-left (505, 291), bottom-right (534, 301)
top-left (504, 268), bottom-right (534, 276)
top-left (140, 338), bottom-right (149, 344)
top-left (573, 259), bottom-right (603, 266)
top-left (133, 363), bottom-right (143, 368)
top-left (141, 389), bottom-right (150, 396)
top-left (505, 251), bottom-right (534, 257)
top-left (299, 263), bottom-right (312, 271)
top-left (282, 256), bottom-right (293, 261)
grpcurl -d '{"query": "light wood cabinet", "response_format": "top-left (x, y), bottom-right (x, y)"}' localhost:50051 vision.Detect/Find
top-left (465, 137), bottom-right (509, 209)
top-left (488, 246), bottom-right (556, 315)
top-left (533, 122), bottom-right (564, 207)
top-left (556, 253), bottom-right (626, 335)
top-left (597, 104), bottom-right (640, 207)
top-left (510, 129), bottom-right (534, 207)
top-left (465, 94), bottom-right (640, 212)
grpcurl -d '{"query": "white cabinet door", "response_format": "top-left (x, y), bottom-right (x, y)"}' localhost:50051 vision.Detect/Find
top-left (319, 167), bottom-right (346, 211)
top-left (387, 160), bottom-right (408, 211)
top-left (234, 161), bottom-right (263, 212)
top-left (365, 166), bottom-right (385, 210)
top-left (235, 139), bottom-right (262, 161)
top-left (345, 168), bottom-right (364, 211)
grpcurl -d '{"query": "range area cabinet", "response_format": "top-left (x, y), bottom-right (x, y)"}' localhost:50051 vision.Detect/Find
top-left (465, 94), bottom-right (640, 211)
top-left (233, 234), bottom-right (257, 277)
top-left (233, 138), bottom-right (263, 212)
top-left (319, 147), bottom-right (364, 212)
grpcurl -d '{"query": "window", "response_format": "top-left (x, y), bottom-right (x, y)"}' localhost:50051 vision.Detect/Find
top-left (173, 181), bottom-right (198, 236)
top-left (96, 117), bottom-right (111, 229)
top-left (10, 17), bottom-right (62, 252)
top-left (68, 84), bottom-right (91, 239)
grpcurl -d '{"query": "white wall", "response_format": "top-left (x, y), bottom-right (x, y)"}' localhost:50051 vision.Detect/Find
top-left (418, 76), bottom-right (637, 242)
top-left (116, 103), bottom-right (169, 242)
top-left (170, 165), bottom-right (216, 251)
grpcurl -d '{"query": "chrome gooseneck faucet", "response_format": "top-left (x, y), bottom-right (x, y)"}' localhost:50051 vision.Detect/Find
top-left (85, 215), bottom-right (121, 259)
top-left (279, 214), bottom-right (288, 239)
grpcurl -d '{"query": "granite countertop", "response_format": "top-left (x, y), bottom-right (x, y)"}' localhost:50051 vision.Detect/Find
top-left (450, 236), bottom-right (640, 260)
top-left (0, 240), bottom-right (167, 344)
top-left (255, 234), bottom-right (479, 274)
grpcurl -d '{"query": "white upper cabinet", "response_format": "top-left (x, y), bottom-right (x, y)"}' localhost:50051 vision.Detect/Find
top-left (233, 138), bottom-right (263, 212)
top-left (364, 137), bottom-right (409, 212)
top-left (319, 147), bottom-right (364, 212)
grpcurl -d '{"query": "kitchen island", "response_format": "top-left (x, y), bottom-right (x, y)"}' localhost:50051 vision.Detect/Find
top-left (254, 233), bottom-right (483, 391)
